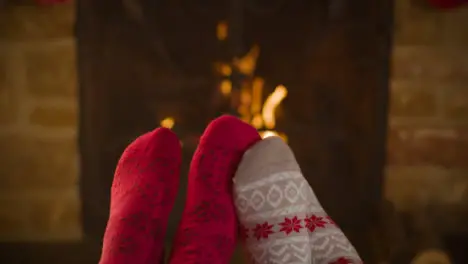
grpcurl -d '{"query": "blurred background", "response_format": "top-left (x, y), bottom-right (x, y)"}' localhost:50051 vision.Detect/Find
top-left (0, 0), bottom-right (467, 263)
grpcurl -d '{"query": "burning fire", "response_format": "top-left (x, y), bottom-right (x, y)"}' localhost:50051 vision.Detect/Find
top-left (158, 22), bottom-right (288, 143)
top-left (216, 24), bottom-right (288, 141)
top-left (241, 82), bottom-right (288, 141)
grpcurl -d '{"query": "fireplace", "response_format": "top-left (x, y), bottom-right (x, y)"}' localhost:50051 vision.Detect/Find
top-left (77, 0), bottom-right (393, 262)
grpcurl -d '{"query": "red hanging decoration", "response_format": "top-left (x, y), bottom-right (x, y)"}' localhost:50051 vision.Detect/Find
top-left (34, 0), bottom-right (69, 5)
top-left (427, 0), bottom-right (468, 9)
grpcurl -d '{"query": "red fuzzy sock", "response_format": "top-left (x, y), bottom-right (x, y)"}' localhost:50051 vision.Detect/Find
top-left (99, 128), bottom-right (181, 264)
top-left (169, 115), bottom-right (261, 264)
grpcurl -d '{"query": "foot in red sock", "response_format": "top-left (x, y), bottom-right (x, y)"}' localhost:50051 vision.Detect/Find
top-left (99, 128), bottom-right (181, 264)
top-left (169, 115), bottom-right (261, 264)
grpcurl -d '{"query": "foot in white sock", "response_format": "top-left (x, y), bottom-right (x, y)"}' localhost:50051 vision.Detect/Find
top-left (233, 137), bottom-right (362, 264)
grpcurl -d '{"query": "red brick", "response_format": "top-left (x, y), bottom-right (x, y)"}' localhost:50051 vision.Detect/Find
top-left (0, 198), bottom-right (28, 238)
top-left (0, 134), bottom-right (77, 190)
top-left (24, 43), bottom-right (76, 98)
top-left (0, 48), bottom-right (20, 125)
top-left (394, 3), bottom-right (445, 46)
top-left (387, 126), bottom-right (468, 168)
top-left (385, 166), bottom-right (468, 211)
top-left (390, 82), bottom-right (437, 117)
top-left (392, 47), bottom-right (468, 81)
top-left (441, 8), bottom-right (468, 46)
top-left (29, 104), bottom-right (77, 128)
top-left (443, 86), bottom-right (468, 120)
top-left (0, 4), bottom-right (74, 41)
top-left (27, 195), bottom-right (81, 236)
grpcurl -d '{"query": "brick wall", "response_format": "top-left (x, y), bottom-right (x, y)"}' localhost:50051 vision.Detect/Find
top-left (0, 0), bottom-right (467, 244)
top-left (386, 1), bottom-right (468, 231)
top-left (0, 3), bottom-right (81, 241)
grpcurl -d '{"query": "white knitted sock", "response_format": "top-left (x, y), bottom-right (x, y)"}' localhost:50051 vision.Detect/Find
top-left (233, 137), bottom-right (362, 264)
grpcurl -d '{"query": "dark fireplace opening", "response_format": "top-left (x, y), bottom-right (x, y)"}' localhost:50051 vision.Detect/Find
top-left (445, 234), bottom-right (468, 264)
top-left (77, 0), bottom-right (393, 262)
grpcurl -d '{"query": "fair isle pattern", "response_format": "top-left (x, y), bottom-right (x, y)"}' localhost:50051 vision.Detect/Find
top-left (234, 170), bottom-right (362, 264)
top-left (246, 236), bottom-right (311, 264)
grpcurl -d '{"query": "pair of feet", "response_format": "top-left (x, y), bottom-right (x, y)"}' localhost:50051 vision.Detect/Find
top-left (100, 115), bottom-right (261, 264)
top-left (99, 115), bottom-right (362, 264)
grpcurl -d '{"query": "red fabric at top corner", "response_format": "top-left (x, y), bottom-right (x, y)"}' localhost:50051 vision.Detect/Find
top-left (427, 0), bottom-right (468, 9)
top-left (34, 0), bottom-right (69, 5)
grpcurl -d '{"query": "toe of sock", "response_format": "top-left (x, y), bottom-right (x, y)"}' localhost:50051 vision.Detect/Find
top-left (200, 115), bottom-right (261, 151)
top-left (234, 136), bottom-right (300, 183)
top-left (150, 127), bottom-right (181, 160)
top-left (126, 127), bottom-right (181, 162)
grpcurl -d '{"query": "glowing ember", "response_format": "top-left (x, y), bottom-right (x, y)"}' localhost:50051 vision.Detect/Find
top-left (160, 117), bottom-right (175, 129)
top-left (220, 80), bottom-right (232, 96)
top-left (233, 45), bottom-right (260, 76)
top-left (219, 64), bottom-right (232, 76)
top-left (216, 22), bottom-right (228, 41)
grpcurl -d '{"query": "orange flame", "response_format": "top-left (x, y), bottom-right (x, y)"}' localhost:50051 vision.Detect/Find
top-left (216, 24), bottom-right (288, 142)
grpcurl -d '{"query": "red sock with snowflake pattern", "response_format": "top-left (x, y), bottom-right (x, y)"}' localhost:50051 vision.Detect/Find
top-left (233, 136), bottom-right (362, 264)
top-left (169, 115), bottom-right (261, 264)
top-left (99, 128), bottom-right (181, 264)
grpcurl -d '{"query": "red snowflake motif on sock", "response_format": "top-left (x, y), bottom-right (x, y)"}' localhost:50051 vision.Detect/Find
top-left (279, 216), bottom-right (303, 235)
top-left (329, 257), bottom-right (356, 264)
top-left (239, 225), bottom-right (250, 239)
top-left (253, 222), bottom-right (274, 240)
top-left (326, 216), bottom-right (336, 225)
top-left (304, 215), bottom-right (326, 232)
